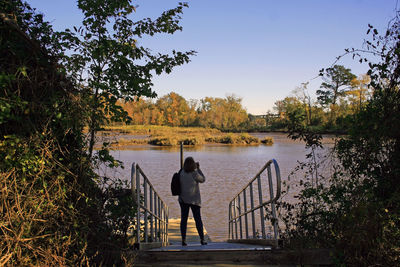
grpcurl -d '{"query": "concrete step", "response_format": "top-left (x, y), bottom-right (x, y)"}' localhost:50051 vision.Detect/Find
top-left (134, 263), bottom-right (290, 267)
top-left (154, 241), bottom-right (272, 251)
top-left (133, 218), bottom-right (332, 266)
top-left (134, 246), bottom-right (332, 266)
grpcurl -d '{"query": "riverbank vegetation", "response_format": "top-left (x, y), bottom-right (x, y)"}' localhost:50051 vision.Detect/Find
top-left (112, 67), bottom-right (373, 134)
top-left (275, 13), bottom-right (400, 266)
top-left (102, 125), bottom-right (272, 147)
top-left (1, 0), bottom-right (193, 265)
top-left (2, 0), bottom-right (399, 266)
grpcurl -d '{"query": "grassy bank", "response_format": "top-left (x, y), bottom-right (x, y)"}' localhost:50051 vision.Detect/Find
top-left (104, 125), bottom-right (273, 147)
top-left (104, 125), bottom-right (221, 135)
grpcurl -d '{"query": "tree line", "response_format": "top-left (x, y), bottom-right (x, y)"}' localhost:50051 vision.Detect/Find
top-left (117, 93), bottom-right (248, 131)
top-left (265, 68), bottom-right (372, 133)
top-left (2, 0), bottom-right (399, 265)
top-left (117, 65), bottom-right (371, 133)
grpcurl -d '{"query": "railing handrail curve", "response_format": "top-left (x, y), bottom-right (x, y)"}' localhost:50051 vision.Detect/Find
top-left (228, 158), bottom-right (281, 246)
top-left (136, 164), bottom-right (168, 207)
top-left (132, 162), bottom-right (169, 250)
top-left (231, 159), bottom-right (281, 202)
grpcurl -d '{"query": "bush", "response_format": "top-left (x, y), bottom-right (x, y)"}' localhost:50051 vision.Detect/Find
top-left (0, 2), bottom-right (137, 265)
top-left (149, 137), bottom-right (178, 146)
top-left (277, 13), bottom-right (400, 266)
top-left (261, 137), bottom-right (274, 145)
top-left (181, 137), bottom-right (203, 145)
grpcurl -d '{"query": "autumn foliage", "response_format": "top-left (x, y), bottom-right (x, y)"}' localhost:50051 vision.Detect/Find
top-left (119, 92), bottom-right (249, 131)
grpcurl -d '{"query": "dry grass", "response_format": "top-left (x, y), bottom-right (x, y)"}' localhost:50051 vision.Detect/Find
top-left (0, 140), bottom-right (87, 266)
top-left (103, 125), bottom-right (221, 135)
top-left (105, 126), bottom-right (274, 147)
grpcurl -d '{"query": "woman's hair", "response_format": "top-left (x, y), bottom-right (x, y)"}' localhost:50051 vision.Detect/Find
top-left (183, 157), bottom-right (196, 172)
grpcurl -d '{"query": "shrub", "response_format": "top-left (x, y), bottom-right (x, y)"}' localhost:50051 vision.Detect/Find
top-left (261, 137), bottom-right (274, 145)
top-left (149, 137), bottom-right (178, 146)
top-left (0, 2), bottom-right (137, 265)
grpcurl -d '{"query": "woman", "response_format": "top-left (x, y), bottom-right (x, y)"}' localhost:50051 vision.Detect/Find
top-left (179, 156), bottom-right (207, 246)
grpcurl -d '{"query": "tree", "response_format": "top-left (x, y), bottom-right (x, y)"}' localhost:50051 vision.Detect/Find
top-left (198, 97), bottom-right (224, 128)
top-left (317, 65), bottom-right (356, 107)
top-left (0, 1), bottom-right (131, 264)
top-left (347, 74), bottom-right (372, 112)
top-left (223, 94), bottom-right (248, 130)
top-left (59, 0), bottom-right (196, 157)
top-left (197, 95), bottom-right (248, 130)
top-left (292, 82), bottom-right (312, 125)
top-left (273, 97), bottom-right (303, 120)
top-left (121, 97), bottom-right (154, 125)
top-left (280, 10), bottom-right (400, 266)
top-left (156, 92), bottom-right (189, 126)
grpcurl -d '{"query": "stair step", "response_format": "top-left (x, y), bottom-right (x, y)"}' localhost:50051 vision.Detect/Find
top-left (134, 248), bottom-right (332, 266)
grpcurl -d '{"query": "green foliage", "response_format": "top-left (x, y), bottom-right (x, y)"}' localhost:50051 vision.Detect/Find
top-left (277, 11), bottom-right (400, 266)
top-left (0, 2), bottom-right (98, 264)
top-left (57, 0), bottom-right (196, 157)
top-left (102, 178), bottom-right (137, 246)
top-left (0, 0), bottom-right (170, 265)
top-left (317, 65), bottom-right (356, 106)
top-left (198, 95), bottom-right (249, 131)
top-left (266, 68), bottom-right (373, 133)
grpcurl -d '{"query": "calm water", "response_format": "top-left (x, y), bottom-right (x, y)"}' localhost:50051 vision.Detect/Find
top-left (99, 133), bottom-right (334, 241)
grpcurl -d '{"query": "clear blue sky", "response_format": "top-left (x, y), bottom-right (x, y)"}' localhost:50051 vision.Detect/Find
top-left (28, 0), bottom-right (398, 114)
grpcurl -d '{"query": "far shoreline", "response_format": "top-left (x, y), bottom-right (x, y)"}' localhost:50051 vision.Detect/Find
top-left (93, 125), bottom-right (338, 150)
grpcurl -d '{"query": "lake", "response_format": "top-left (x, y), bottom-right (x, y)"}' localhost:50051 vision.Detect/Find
top-left (98, 132), bottom-right (335, 241)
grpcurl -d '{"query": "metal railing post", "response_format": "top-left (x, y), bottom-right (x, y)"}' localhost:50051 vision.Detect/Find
top-left (227, 159), bottom-right (282, 245)
top-left (132, 163), bottom-right (169, 249)
top-left (149, 187), bottom-right (154, 241)
top-left (165, 207), bottom-right (169, 244)
top-left (163, 206), bottom-right (166, 243)
top-left (160, 205), bottom-right (162, 243)
top-left (144, 181), bottom-right (148, 242)
top-left (158, 198), bottom-right (161, 242)
top-left (136, 164), bottom-right (141, 246)
top-left (249, 183), bottom-right (256, 238)
top-left (238, 195), bottom-right (243, 239)
top-left (234, 198), bottom-right (238, 239)
top-left (228, 202), bottom-right (232, 239)
top-left (243, 189), bottom-right (249, 239)
top-left (131, 162), bottom-right (136, 194)
top-left (257, 175), bottom-right (266, 239)
top-left (154, 192), bottom-right (158, 242)
top-left (271, 160), bottom-right (281, 241)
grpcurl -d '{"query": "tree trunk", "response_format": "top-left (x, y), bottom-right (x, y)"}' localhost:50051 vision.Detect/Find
top-left (88, 87), bottom-right (99, 158)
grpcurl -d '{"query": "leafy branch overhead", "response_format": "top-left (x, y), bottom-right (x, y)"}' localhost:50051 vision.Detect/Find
top-left (0, 0), bottom-right (196, 265)
top-left (57, 0), bottom-right (196, 157)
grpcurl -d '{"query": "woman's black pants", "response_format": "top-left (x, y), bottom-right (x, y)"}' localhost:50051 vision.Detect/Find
top-left (179, 201), bottom-right (204, 241)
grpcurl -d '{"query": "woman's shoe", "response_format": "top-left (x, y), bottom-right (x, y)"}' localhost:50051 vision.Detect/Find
top-left (182, 241), bottom-right (187, 246)
top-left (200, 239), bottom-right (207, 245)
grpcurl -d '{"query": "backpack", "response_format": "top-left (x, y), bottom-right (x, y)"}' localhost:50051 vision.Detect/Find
top-left (171, 169), bottom-right (182, 196)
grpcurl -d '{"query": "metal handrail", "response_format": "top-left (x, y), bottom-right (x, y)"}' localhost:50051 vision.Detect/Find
top-left (228, 159), bottom-right (281, 245)
top-left (132, 162), bottom-right (169, 250)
